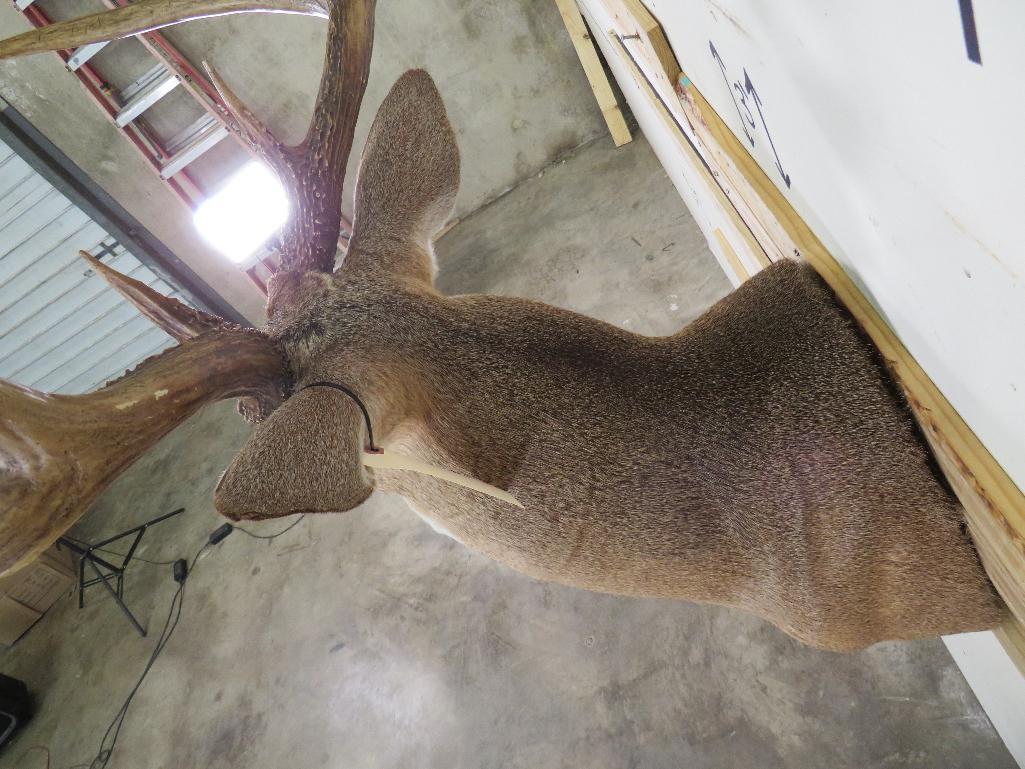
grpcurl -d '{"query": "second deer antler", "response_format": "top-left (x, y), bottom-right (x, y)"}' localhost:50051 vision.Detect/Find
top-left (2, 0), bottom-right (375, 277)
top-left (206, 0), bottom-right (376, 275)
top-left (0, 1), bottom-right (327, 59)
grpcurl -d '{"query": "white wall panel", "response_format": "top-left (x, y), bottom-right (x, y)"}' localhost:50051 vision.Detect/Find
top-left (0, 137), bottom-right (190, 394)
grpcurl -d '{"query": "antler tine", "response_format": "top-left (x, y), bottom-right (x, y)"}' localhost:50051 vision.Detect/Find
top-left (79, 251), bottom-right (278, 424)
top-left (0, 0), bottom-right (327, 60)
top-left (203, 60), bottom-right (292, 182)
top-left (285, 0), bottom-right (376, 273)
top-left (80, 251), bottom-right (224, 342)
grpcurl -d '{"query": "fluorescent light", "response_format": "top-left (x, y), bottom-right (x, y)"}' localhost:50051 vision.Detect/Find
top-left (193, 162), bottom-right (288, 263)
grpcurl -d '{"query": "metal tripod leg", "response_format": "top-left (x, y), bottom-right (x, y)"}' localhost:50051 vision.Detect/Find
top-left (87, 559), bottom-right (147, 637)
top-left (56, 507), bottom-right (185, 637)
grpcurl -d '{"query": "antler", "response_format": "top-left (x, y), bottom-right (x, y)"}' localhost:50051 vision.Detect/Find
top-left (206, 0), bottom-right (376, 274)
top-left (78, 250), bottom-right (281, 422)
top-left (0, 246), bottom-right (292, 576)
top-left (80, 251), bottom-right (224, 342)
top-left (2, 0), bottom-right (375, 277)
top-left (0, 0), bottom-right (376, 572)
top-left (0, 1), bottom-right (327, 59)
top-left (0, 328), bottom-right (288, 576)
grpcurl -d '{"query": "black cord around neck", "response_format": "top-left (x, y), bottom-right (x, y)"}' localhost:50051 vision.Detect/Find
top-left (297, 381), bottom-right (379, 452)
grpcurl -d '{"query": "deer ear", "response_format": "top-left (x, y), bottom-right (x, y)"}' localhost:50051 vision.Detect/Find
top-left (345, 69), bottom-right (460, 274)
top-left (215, 389), bottom-right (373, 520)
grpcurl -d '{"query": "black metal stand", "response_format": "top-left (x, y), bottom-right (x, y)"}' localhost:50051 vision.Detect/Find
top-left (57, 508), bottom-right (185, 637)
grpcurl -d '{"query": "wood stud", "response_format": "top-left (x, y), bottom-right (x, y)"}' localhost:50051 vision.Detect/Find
top-left (553, 0), bottom-right (632, 147)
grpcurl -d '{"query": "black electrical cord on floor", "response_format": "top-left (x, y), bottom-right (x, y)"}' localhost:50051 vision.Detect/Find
top-left (67, 543), bottom-right (207, 769)
top-left (49, 515), bottom-right (309, 769)
top-left (65, 515), bottom-right (308, 563)
top-left (233, 514), bottom-right (306, 541)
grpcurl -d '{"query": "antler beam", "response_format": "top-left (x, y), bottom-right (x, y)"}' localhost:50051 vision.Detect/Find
top-left (0, 0), bottom-right (326, 60)
top-left (208, 0), bottom-right (376, 274)
top-left (0, 328), bottom-right (288, 576)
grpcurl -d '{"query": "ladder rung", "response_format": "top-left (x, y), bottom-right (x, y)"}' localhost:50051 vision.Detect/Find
top-left (120, 63), bottom-right (167, 102)
top-left (160, 124), bottom-right (229, 179)
top-left (115, 73), bottom-right (179, 127)
top-left (165, 114), bottom-right (218, 156)
top-left (67, 41), bottom-right (109, 71)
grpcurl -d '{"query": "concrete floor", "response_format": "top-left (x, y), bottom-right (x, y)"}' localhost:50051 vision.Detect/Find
top-left (0, 136), bottom-right (1014, 769)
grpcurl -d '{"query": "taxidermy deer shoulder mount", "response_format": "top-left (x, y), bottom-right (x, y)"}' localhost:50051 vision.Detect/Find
top-left (0, 0), bottom-right (1004, 651)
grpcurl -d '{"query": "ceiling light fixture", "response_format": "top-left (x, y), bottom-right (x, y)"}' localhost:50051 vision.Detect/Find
top-left (193, 162), bottom-right (288, 263)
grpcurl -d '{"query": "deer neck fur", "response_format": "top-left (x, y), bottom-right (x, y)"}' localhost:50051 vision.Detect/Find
top-left (259, 259), bottom-right (1003, 652)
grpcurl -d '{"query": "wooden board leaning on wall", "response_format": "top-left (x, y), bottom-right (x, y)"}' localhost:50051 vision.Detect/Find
top-left (586, 0), bottom-right (1025, 670)
top-left (552, 0), bottom-right (633, 147)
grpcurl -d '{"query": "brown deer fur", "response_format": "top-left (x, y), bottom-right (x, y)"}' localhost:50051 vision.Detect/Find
top-left (214, 71), bottom-right (1004, 651)
top-left (0, 6), bottom-right (1004, 651)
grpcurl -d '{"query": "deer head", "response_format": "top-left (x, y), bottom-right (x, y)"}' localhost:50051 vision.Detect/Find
top-left (0, 0), bottom-right (514, 575)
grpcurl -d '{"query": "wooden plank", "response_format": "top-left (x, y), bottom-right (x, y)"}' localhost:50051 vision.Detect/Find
top-left (592, 20), bottom-right (772, 282)
top-left (553, 0), bottom-right (633, 147)
top-left (713, 228), bottom-right (749, 282)
top-left (996, 621), bottom-right (1025, 678)
top-left (594, 8), bottom-right (783, 279)
top-left (617, 0), bottom-right (681, 81)
top-left (592, 0), bottom-right (1025, 666)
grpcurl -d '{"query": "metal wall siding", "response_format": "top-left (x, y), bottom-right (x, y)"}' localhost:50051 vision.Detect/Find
top-left (0, 138), bottom-right (187, 394)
